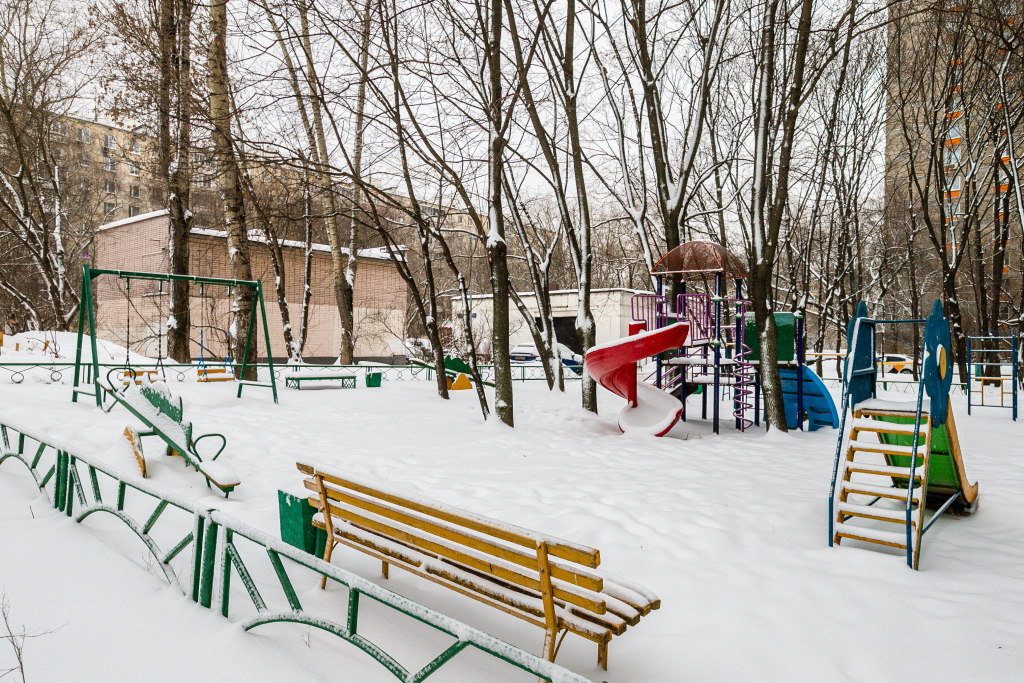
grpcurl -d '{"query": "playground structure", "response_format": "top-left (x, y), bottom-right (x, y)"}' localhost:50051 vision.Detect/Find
top-left (967, 335), bottom-right (1018, 420)
top-left (829, 300), bottom-right (978, 569)
top-left (587, 241), bottom-right (838, 436)
top-left (72, 266), bottom-right (279, 405)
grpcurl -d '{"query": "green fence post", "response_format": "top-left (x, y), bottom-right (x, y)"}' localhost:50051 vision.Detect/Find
top-left (55, 451), bottom-right (67, 511)
top-left (199, 520), bottom-right (219, 609)
top-left (346, 589), bottom-right (360, 636)
top-left (221, 529), bottom-right (233, 617)
top-left (191, 513), bottom-right (207, 603)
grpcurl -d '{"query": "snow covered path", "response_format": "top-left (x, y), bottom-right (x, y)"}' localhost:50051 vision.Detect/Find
top-left (0, 376), bottom-right (1021, 682)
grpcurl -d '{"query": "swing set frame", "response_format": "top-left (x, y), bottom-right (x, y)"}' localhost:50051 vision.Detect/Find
top-left (72, 265), bottom-right (279, 406)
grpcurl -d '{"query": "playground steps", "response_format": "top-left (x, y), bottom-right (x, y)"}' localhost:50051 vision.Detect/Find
top-left (833, 407), bottom-right (932, 568)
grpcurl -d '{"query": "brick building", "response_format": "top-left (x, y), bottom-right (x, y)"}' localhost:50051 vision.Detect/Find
top-left (91, 210), bottom-right (409, 362)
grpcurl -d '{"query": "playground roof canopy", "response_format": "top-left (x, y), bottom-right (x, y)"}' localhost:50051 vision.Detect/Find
top-left (651, 240), bottom-right (748, 281)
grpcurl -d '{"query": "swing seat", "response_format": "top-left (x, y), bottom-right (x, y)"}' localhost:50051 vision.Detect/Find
top-left (122, 369), bottom-right (160, 386)
top-left (197, 367), bottom-right (235, 383)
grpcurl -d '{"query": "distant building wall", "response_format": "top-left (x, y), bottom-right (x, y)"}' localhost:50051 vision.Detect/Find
top-left (91, 211), bottom-right (408, 362)
top-left (452, 288), bottom-right (646, 356)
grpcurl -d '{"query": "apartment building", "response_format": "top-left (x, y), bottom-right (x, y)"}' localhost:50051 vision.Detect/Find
top-left (885, 1), bottom-right (1022, 336)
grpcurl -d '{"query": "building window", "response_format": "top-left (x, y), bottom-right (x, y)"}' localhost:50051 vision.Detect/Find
top-left (103, 157), bottom-right (116, 172)
top-left (77, 128), bottom-right (91, 144)
top-left (129, 161), bottom-right (140, 176)
top-left (193, 152), bottom-right (207, 166)
top-left (946, 122), bottom-right (961, 145)
top-left (128, 205), bottom-right (141, 217)
top-left (104, 180), bottom-right (116, 194)
top-left (53, 121), bottom-right (67, 138)
top-left (79, 152), bottom-right (90, 167)
top-left (945, 147), bottom-right (961, 169)
top-left (54, 148), bottom-right (67, 163)
top-left (196, 175), bottom-right (210, 188)
top-left (103, 202), bottom-right (116, 217)
top-left (103, 134), bottom-right (116, 150)
top-left (130, 139), bottom-right (141, 154)
top-left (129, 184), bottom-right (140, 199)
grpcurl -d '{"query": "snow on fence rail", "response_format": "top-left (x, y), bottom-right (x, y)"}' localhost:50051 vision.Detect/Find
top-left (0, 361), bottom-right (580, 385)
top-left (0, 415), bottom-right (595, 683)
top-left (0, 360), bottom-right (577, 387)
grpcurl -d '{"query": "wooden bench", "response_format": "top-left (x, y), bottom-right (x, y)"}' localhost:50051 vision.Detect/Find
top-left (98, 377), bottom-right (239, 496)
top-left (298, 462), bottom-right (659, 670)
top-left (285, 375), bottom-right (356, 390)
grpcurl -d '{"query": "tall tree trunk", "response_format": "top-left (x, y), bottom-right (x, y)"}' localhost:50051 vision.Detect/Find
top-left (208, 0), bottom-right (255, 377)
top-left (562, 0), bottom-right (597, 413)
top-left (295, 185), bottom-right (314, 359)
top-left (167, 0), bottom-right (192, 363)
top-left (342, 0), bottom-right (375, 364)
top-left (298, 0), bottom-right (352, 363)
top-left (487, 0), bottom-right (513, 426)
top-left (942, 265), bottom-right (970, 384)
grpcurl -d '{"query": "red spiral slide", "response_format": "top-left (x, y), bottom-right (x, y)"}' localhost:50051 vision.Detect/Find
top-left (585, 322), bottom-right (690, 436)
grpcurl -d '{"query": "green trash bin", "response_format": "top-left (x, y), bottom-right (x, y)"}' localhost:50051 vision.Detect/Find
top-left (365, 371), bottom-right (382, 388)
top-left (278, 490), bottom-right (326, 558)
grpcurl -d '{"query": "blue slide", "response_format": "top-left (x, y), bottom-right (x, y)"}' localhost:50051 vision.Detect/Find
top-left (777, 366), bottom-right (839, 431)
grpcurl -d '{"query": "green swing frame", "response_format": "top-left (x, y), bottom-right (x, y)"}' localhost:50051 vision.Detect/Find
top-left (72, 265), bottom-right (278, 406)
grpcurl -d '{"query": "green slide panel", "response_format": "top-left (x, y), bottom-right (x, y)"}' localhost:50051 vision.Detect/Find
top-left (744, 312), bottom-right (795, 363)
top-left (874, 416), bottom-right (960, 494)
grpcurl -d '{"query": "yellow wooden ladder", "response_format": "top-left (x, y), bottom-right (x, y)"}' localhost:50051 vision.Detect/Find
top-left (833, 406), bottom-right (932, 570)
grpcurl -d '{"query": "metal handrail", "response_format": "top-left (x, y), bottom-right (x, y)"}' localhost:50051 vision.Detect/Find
top-left (905, 372), bottom-right (927, 568)
top-left (828, 317), bottom-right (869, 546)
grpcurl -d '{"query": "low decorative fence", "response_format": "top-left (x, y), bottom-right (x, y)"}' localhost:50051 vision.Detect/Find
top-left (0, 416), bottom-right (594, 683)
top-left (0, 361), bottom-right (581, 385)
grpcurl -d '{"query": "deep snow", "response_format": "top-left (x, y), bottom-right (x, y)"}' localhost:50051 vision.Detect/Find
top-left (0, 361), bottom-right (1021, 682)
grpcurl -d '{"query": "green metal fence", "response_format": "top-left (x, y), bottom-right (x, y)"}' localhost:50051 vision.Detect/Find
top-left (0, 361), bottom-right (581, 386)
top-left (0, 416), bottom-right (595, 683)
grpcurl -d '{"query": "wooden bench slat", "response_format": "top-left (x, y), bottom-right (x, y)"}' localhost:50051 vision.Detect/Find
top-left (297, 464), bottom-right (599, 567)
top-left (311, 497), bottom-right (608, 616)
top-left (304, 478), bottom-right (604, 592)
top-left (312, 518), bottom-right (623, 641)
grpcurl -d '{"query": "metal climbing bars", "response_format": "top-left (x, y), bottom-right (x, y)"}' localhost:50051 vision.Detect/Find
top-left (966, 336), bottom-right (1017, 420)
top-left (0, 416), bottom-right (594, 683)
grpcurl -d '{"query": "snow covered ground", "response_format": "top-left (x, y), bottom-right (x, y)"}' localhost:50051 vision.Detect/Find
top-left (0, 361), bottom-right (1021, 682)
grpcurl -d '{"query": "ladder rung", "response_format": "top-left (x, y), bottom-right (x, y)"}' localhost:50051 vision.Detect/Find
top-left (849, 441), bottom-right (924, 456)
top-left (838, 502), bottom-right (919, 525)
top-left (846, 462), bottom-right (921, 480)
top-left (842, 480), bottom-right (921, 503)
top-left (850, 418), bottom-right (917, 434)
top-left (834, 522), bottom-right (910, 548)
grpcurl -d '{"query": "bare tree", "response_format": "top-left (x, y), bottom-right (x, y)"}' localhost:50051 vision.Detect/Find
top-left (0, 0), bottom-right (97, 331)
top-left (208, 0), bottom-right (256, 374)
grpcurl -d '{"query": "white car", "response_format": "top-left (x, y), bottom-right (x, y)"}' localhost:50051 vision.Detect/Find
top-left (509, 342), bottom-right (582, 369)
top-left (879, 354), bottom-right (915, 374)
